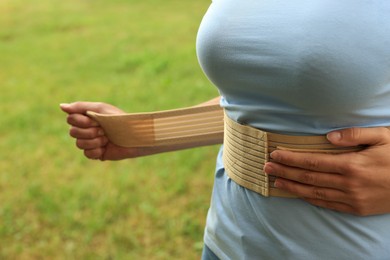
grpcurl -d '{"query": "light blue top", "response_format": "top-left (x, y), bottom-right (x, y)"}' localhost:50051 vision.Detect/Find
top-left (196, 0), bottom-right (390, 259)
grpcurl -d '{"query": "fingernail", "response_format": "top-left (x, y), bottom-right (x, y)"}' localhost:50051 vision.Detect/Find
top-left (274, 179), bottom-right (283, 188)
top-left (327, 131), bottom-right (341, 141)
top-left (263, 164), bottom-right (273, 175)
top-left (270, 151), bottom-right (279, 160)
top-left (60, 103), bottom-right (70, 108)
top-left (98, 129), bottom-right (105, 136)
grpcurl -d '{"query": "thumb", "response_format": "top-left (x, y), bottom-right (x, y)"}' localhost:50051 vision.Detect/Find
top-left (59, 103), bottom-right (74, 114)
top-left (60, 102), bottom-right (104, 114)
top-left (327, 127), bottom-right (390, 146)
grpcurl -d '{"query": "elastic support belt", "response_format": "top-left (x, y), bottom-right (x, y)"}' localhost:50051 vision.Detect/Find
top-left (88, 104), bottom-right (368, 198)
top-left (223, 114), bottom-right (364, 198)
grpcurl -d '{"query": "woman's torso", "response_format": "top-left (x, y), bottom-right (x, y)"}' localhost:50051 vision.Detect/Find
top-left (197, 0), bottom-right (390, 134)
top-left (196, 0), bottom-right (390, 259)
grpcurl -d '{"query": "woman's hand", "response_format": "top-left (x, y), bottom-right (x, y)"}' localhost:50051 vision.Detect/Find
top-left (60, 102), bottom-right (154, 161)
top-left (264, 127), bottom-right (390, 216)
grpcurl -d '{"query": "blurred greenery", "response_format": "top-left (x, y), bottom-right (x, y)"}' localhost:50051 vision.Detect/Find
top-left (0, 0), bottom-right (219, 259)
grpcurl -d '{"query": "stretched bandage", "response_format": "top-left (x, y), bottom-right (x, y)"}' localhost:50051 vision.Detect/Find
top-left (87, 104), bottom-right (224, 148)
top-left (87, 104), bottom-right (372, 198)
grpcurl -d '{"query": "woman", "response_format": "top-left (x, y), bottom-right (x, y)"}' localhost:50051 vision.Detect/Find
top-left (61, 0), bottom-right (390, 258)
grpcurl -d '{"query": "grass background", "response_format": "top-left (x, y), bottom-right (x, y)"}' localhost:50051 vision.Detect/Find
top-left (0, 0), bottom-right (220, 258)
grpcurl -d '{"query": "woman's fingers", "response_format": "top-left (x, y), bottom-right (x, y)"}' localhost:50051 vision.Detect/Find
top-left (67, 113), bottom-right (99, 128)
top-left (60, 102), bottom-right (125, 115)
top-left (60, 102), bottom-right (104, 114)
top-left (75, 136), bottom-right (108, 150)
top-left (61, 102), bottom-right (135, 161)
top-left (69, 126), bottom-right (104, 139)
top-left (327, 127), bottom-right (390, 146)
top-left (270, 150), bottom-right (351, 174)
top-left (84, 147), bottom-right (105, 160)
top-left (264, 162), bottom-right (345, 189)
top-left (273, 177), bottom-right (347, 203)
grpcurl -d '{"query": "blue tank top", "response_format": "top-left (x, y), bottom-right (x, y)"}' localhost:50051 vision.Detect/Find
top-left (196, 0), bottom-right (390, 259)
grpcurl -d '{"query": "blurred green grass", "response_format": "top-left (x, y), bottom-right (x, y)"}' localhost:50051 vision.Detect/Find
top-left (0, 0), bottom-right (219, 259)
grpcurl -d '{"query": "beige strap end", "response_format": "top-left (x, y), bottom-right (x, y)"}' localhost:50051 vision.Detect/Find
top-left (87, 104), bottom-right (224, 148)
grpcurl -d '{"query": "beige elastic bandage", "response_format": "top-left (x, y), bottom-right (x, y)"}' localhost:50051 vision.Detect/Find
top-left (88, 104), bottom-right (368, 198)
top-left (223, 114), bottom-right (364, 198)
